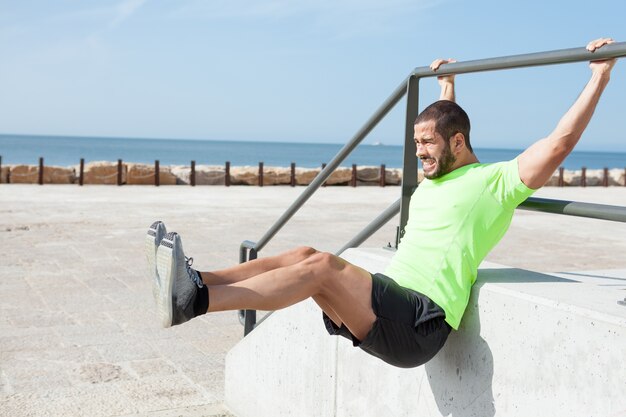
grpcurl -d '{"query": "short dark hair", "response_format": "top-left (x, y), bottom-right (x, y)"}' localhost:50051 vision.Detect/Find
top-left (414, 100), bottom-right (473, 153)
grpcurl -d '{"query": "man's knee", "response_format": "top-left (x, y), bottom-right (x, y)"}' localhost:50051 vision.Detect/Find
top-left (304, 252), bottom-right (344, 278)
top-left (292, 246), bottom-right (317, 259)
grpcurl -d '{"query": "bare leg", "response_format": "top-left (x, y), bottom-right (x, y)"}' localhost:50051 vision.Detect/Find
top-left (199, 246), bottom-right (317, 285)
top-left (207, 252), bottom-right (376, 341)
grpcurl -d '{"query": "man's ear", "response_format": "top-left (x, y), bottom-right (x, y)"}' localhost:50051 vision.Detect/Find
top-left (450, 132), bottom-right (466, 154)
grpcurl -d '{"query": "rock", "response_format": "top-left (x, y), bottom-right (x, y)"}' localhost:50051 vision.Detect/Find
top-left (609, 168), bottom-right (626, 186)
top-left (326, 167), bottom-right (352, 185)
top-left (385, 168), bottom-right (402, 185)
top-left (230, 166), bottom-right (259, 185)
top-left (83, 161), bottom-right (127, 185)
top-left (262, 166), bottom-right (292, 185)
top-left (0, 165), bottom-right (9, 183)
top-left (295, 168), bottom-right (320, 185)
top-left (7, 165), bottom-right (39, 184)
top-left (45, 166), bottom-right (75, 184)
top-left (127, 163), bottom-right (176, 185)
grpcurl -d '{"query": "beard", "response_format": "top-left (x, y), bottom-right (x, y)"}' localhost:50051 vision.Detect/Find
top-left (422, 143), bottom-right (457, 179)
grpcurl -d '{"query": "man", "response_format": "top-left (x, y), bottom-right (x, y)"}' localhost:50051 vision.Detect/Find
top-left (145, 38), bottom-right (617, 368)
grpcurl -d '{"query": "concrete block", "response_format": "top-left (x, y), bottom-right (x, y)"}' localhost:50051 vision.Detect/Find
top-left (225, 248), bottom-right (626, 417)
top-left (225, 300), bottom-right (337, 417)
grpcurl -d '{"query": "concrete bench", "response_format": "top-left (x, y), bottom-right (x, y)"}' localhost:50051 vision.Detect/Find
top-left (225, 248), bottom-right (626, 417)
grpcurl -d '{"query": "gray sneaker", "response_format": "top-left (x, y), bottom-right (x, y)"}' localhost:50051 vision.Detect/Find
top-left (145, 221), bottom-right (167, 301)
top-left (156, 232), bottom-right (205, 328)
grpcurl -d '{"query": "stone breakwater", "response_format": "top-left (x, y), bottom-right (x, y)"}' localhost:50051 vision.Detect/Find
top-left (1, 161), bottom-right (625, 186)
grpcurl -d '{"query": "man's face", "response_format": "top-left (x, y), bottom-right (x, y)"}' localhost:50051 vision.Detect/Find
top-left (414, 120), bottom-right (457, 180)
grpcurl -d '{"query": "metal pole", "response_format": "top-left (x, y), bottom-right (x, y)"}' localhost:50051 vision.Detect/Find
top-left (336, 198), bottom-right (401, 255)
top-left (410, 42), bottom-right (626, 78)
top-left (252, 78), bottom-right (409, 253)
top-left (399, 76), bottom-right (420, 238)
top-left (518, 197), bottom-right (626, 223)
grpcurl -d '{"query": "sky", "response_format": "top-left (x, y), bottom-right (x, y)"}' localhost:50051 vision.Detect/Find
top-left (1, 0), bottom-right (625, 151)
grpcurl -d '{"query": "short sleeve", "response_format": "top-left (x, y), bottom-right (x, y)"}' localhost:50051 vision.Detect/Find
top-left (486, 158), bottom-right (536, 210)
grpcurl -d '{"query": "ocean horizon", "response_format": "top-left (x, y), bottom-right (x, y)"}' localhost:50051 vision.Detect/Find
top-left (2, 133), bottom-right (626, 170)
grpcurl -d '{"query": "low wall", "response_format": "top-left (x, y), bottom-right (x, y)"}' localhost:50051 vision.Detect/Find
top-left (225, 248), bottom-right (626, 417)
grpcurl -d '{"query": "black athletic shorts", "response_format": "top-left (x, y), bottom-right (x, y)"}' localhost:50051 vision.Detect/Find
top-left (323, 272), bottom-right (451, 368)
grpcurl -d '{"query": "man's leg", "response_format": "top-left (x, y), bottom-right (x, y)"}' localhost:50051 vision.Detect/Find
top-left (207, 252), bottom-right (376, 341)
top-left (199, 246), bottom-right (317, 285)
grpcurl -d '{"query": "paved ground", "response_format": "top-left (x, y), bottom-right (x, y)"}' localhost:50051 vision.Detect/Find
top-left (1, 184), bottom-right (626, 417)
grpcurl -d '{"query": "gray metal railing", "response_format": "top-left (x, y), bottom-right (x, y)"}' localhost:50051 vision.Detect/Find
top-left (239, 41), bottom-right (626, 335)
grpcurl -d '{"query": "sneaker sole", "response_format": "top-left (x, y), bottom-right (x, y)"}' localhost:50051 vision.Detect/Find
top-left (157, 232), bottom-right (177, 328)
top-left (145, 221), bottom-right (164, 302)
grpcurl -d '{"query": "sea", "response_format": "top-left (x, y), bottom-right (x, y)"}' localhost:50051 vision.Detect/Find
top-left (1, 134), bottom-right (626, 170)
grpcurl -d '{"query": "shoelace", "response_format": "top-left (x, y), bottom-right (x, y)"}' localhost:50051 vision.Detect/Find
top-left (185, 257), bottom-right (204, 288)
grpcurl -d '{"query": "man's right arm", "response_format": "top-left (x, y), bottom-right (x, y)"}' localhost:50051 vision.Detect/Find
top-left (431, 58), bottom-right (456, 102)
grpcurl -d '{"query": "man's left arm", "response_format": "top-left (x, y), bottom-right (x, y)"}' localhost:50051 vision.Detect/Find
top-left (517, 38), bottom-right (617, 189)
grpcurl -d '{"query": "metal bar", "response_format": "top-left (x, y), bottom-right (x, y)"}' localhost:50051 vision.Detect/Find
top-left (252, 78), bottom-right (409, 253)
top-left (399, 76), bottom-right (420, 239)
top-left (336, 198), bottom-right (401, 255)
top-left (243, 248), bottom-right (258, 335)
top-left (518, 197), bottom-right (626, 223)
top-left (410, 42), bottom-right (626, 78)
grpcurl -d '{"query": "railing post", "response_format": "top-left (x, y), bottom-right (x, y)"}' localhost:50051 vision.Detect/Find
top-left (290, 162), bottom-right (296, 187)
top-left (79, 158), bottom-right (84, 186)
top-left (351, 164), bottom-right (357, 187)
top-left (117, 159), bottom-right (123, 186)
top-left (155, 160), bottom-right (160, 186)
top-left (240, 246), bottom-right (258, 336)
top-left (190, 160), bottom-right (196, 186)
top-left (558, 167), bottom-right (564, 187)
top-left (321, 163), bottom-right (327, 187)
top-left (581, 167), bottom-right (587, 187)
top-left (258, 162), bottom-right (264, 187)
top-left (380, 164), bottom-right (386, 187)
top-left (400, 75), bottom-right (420, 238)
top-left (603, 168), bottom-right (609, 187)
top-left (38, 157), bottom-right (44, 185)
top-left (225, 161), bottom-right (231, 187)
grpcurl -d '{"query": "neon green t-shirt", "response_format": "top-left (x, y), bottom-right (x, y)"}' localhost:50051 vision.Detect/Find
top-left (384, 158), bottom-right (535, 329)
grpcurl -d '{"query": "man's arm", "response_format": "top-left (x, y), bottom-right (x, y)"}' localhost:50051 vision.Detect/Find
top-left (431, 58), bottom-right (456, 102)
top-left (518, 38), bottom-right (617, 189)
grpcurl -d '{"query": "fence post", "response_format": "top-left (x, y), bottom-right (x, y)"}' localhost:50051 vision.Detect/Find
top-left (603, 168), bottom-right (609, 187)
top-left (79, 158), bottom-right (84, 186)
top-left (558, 167), bottom-right (564, 187)
top-left (117, 159), bottom-right (123, 186)
top-left (290, 162), bottom-right (296, 187)
top-left (190, 161), bottom-right (196, 186)
top-left (322, 163), bottom-right (327, 187)
top-left (581, 167), bottom-right (586, 187)
top-left (259, 162), bottom-right (264, 187)
top-left (351, 164), bottom-right (357, 187)
top-left (380, 164), bottom-right (386, 187)
top-left (38, 157), bottom-right (44, 185)
top-left (154, 160), bottom-right (160, 186)
top-left (225, 161), bottom-right (231, 187)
